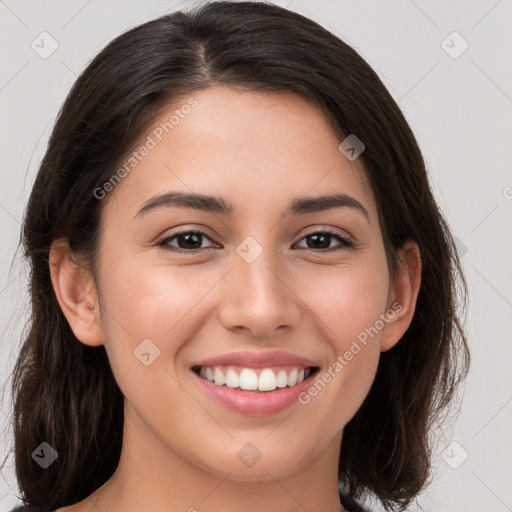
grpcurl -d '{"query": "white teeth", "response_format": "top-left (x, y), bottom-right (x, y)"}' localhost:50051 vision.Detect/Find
top-left (287, 368), bottom-right (298, 387)
top-left (225, 368), bottom-right (240, 389)
top-left (239, 368), bottom-right (258, 390)
top-left (213, 367), bottom-right (225, 386)
top-left (258, 369), bottom-right (277, 391)
top-left (276, 370), bottom-right (288, 388)
top-left (198, 365), bottom-right (315, 391)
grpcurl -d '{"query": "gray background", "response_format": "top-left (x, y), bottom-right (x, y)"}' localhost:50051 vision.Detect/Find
top-left (1, 1), bottom-right (511, 511)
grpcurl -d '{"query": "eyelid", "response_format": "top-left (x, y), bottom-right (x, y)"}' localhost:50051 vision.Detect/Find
top-left (301, 224), bottom-right (353, 239)
top-left (156, 227), bottom-right (216, 248)
top-left (295, 227), bottom-right (354, 250)
top-left (156, 224), bottom-right (356, 253)
top-left (158, 224), bottom-right (354, 241)
top-left (155, 224), bottom-right (216, 242)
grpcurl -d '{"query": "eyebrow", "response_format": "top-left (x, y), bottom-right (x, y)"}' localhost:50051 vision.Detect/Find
top-left (134, 191), bottom-right (370, 223)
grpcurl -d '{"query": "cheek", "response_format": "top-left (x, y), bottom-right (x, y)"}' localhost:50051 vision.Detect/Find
top-left (96, 253), bottom-right (219, 369)
top-left (95, 257), bottom-right (217, 433)
top-left (303, 255), bottom-right (390, 346)
top-left (293, 257), bottom-right (389, 423)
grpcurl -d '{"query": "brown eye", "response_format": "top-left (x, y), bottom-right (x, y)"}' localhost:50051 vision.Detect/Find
top-left (157, 228), bottom-right (354, 254)
top-left (158, 230), bottom-right (218, 252)
top-left (294, 230), bottom-right (353, 252)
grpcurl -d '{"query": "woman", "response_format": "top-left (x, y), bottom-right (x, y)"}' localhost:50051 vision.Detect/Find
top-left (6, 1), bottom-right (469, 511)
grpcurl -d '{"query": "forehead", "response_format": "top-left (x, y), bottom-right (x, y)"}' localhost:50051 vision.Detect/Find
top-left (103, 86), bottom-right (377, 223)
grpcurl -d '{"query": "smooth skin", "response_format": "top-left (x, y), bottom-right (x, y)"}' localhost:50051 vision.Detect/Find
top-left (50, 86), bottom-right (421, 512)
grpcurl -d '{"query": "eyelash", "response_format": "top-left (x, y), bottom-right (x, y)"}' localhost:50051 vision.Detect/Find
top-left (156, 228), bottom-right (354, 254)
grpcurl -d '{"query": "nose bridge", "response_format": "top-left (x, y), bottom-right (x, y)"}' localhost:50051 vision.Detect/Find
top-left (218, 233), bottom-right (300, 336)
top-left (236, 233), bottom-right (286, 307)
top-left (240, 239), bottom-right (280, 297)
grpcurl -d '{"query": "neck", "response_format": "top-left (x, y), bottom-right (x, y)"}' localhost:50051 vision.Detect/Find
top-left (86, 403), bottom-right (345, 512)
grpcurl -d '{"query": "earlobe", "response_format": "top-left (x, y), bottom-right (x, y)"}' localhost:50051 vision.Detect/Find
top-left (49, 238), bottom-right (104, 347)
top-left (380, 240), bottom-right (422, 352)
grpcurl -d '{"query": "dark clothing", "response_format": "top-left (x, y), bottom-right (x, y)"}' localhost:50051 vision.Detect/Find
top-left (340, 491), bottom-right (369, 511)
top-left (9, 508), bottom-right (55, 512)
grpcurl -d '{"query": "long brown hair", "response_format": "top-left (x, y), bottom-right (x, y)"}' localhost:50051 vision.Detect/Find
top-left (5, 2), bottom-right (469, 510)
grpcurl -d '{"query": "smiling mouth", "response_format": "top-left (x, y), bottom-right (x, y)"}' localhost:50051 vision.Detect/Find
top-left (192, 365), bottom-right (320, 392)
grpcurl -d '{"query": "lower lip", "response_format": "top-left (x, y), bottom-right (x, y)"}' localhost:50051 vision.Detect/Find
top-left (193, 370), bottom-right (316, 416)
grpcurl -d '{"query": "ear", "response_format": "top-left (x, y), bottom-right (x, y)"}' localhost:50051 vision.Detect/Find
top-left (49, 238), bottom-right (104, 347)
top-left (380, 240), bottom-right (422, 352)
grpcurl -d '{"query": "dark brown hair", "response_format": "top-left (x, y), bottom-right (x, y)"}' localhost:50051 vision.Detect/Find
top-left (5, 1), bottom-right (469, 510)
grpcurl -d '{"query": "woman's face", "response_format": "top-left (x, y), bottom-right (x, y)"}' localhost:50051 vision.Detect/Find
top-left (80, 86), bottom-right (410, 481)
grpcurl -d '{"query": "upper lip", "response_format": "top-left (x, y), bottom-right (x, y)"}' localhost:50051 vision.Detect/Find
top-left (192, 350), bottom-right (320, 369)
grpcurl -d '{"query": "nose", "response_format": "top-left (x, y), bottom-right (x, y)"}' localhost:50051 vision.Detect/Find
top-left (218, 243), bottom-right (302, 338)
